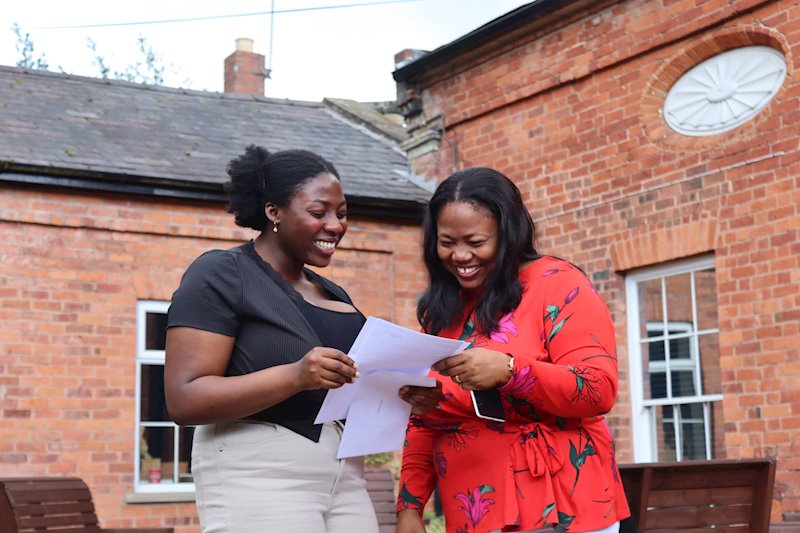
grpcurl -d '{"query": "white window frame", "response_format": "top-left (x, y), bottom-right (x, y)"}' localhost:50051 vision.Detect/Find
top-left (625, 255), bottom-right (723, 462)
top-left (134, 301), bottom-right (194, 494)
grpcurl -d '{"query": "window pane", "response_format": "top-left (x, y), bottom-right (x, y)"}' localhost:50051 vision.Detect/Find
top-left (145, 312), bottom-right (168, 350)
top-left (645, 335), bottom-right (666, 361)
top-left (628, 258), bottom-right (721, 463)
top-left (642, 341), bottom-right (665, 399)
top-left (140, 364), bottom-right (168, 421)
top-left (671, 370), bottom-right (696, 397)
top-left (649, 371), bottom-right (667, 399)
top-left (178, 426), bottom-right (195, 483)
top-left (665, 272), bottom-right (694, 328)
top-left (638, 278), bottom-right (663, 338)
top-left (680, 403), bottom-right (707, 460)
top-left (699, 333), bottom-right (722, 395)
top-left (140, 426), bottom-right (174, 484)
top-left (655, 405), bottom-right (677, 461)
top-left (668, 336), bottom-right (691, 360)
top-left (694, 268), bottom-right (718, 332)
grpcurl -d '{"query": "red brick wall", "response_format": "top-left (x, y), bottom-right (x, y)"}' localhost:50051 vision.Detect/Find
top-left (0, 184), bottom-right (424, 532)
top-left (224, 49), bottom-right (265, 95)
top-left (402, 0), bottom-right (799, 522)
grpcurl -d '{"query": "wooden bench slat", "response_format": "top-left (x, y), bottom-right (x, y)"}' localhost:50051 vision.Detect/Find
top-left (618, 458), bottom-right (776, 533)
top-left (365, 469), bottom-right (397, 527)
top-left (371, 501), bottom-right (396, 512)
top-left (13, 501), bottom-right (97, 515)
top-left (648, 486), bottom-right (753, 507)
top-left (7, 488), bottom-right (94, 505)
top-left (651, 468), bottom-right (759, 490)
top-left (18, 512), bottom-right (99, 529)
top-left (0, 477), bottom-right (172, 533)
top-left (646, 526), bottom-right (750, 533)
top-left (646, 503), bottom-right (752, 529)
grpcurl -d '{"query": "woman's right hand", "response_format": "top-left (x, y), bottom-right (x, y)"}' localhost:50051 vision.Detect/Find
top-left (293, 346), bottom-right (360, 390)
top-left (396, 509), bottom-right (427, 533)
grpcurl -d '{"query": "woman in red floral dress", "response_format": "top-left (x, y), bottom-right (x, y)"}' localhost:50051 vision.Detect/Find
top-left (396, 168), bottom-right (630, 533)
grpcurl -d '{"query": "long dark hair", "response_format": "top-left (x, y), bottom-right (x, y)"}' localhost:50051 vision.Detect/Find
top-left (417, 167), bottom-right (539, 336)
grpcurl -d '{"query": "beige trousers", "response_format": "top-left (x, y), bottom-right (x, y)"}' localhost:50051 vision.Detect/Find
top-left (192, 420), bottom-right (380, 533)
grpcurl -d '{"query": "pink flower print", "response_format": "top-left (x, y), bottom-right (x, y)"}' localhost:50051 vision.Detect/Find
top-left (490, 312), bottom-right (518, 343)
top-left (503, 365), bottom-right (537, 396)
top-left (454, 485), bottom-right (496, 529)
top-left (586, 277), bottom-right (600, 296)
top-left (435, 451), bottom-right (447, 478)
top-left (541, 268), bottom-right (563, 277)
top-left (564, 286), bottom-right (579, 305)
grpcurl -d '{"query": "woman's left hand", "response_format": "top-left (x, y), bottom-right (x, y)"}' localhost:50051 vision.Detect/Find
top-left (399, 380), bottom-right (443, 415)
top-left (433, 347), bottom-right (512, 390)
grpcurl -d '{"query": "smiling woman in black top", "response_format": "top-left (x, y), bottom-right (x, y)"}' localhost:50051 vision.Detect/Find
top-left (165, 145), bottom-right (440, 533)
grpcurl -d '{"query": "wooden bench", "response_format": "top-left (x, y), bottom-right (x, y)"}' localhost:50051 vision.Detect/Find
top-left (365, 468), bottom-right (397, 533)
top-left (0, 477), bottom-right (173, 533)
top-left (618, 458), bottom-right (776, 533)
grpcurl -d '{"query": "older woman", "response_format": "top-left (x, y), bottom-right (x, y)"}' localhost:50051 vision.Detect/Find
top-left (397, 168), bottom-right (630, 533)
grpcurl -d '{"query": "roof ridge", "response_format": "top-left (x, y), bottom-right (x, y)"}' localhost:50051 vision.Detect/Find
top-left (0, 64), bottom-right (323, 107)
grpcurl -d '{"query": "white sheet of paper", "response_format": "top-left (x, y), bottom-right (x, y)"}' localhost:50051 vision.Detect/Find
top-left (314, 317), bottom-right (469, 424)
top-left (336, 370), bottom-right (436, 458)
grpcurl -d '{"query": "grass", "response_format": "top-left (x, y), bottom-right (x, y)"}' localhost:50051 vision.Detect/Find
top-left (424, 510), bottom-right (445, 533)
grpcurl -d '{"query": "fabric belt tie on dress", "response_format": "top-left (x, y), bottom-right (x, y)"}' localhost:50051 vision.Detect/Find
top-left (512, 423), bottom-right (565, 478)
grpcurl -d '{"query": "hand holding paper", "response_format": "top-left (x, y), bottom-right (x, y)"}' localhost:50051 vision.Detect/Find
top-left (314, 317), bottom-right (469, 458)
top-left (336, 371), bottom-right (436, 458)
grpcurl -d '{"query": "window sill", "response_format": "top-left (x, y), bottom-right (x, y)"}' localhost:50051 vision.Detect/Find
top-left (125, 491), bottom-right (196, 504)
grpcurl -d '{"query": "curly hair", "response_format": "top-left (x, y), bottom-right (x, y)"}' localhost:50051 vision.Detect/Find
top-left (223, 145), bottom-right (340, 231)
top-left (417, 167), bottom-right (539, 336)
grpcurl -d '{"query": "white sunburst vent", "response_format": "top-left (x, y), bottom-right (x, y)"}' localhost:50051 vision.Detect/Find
top-left (663, 46), bottom-right (787, 136)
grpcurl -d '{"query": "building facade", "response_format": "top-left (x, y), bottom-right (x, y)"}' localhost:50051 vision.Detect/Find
top-left (394, 0), bottom-right (799, 526)
top-left (0, 65), bottom-right (429, 531)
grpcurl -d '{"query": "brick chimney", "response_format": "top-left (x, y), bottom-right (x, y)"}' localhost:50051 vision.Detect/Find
top-left (224, 38), bottom-right (268, 95)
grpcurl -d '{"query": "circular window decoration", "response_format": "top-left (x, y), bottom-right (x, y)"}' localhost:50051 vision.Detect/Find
top-left (663, 46), bottom-right (786, 136)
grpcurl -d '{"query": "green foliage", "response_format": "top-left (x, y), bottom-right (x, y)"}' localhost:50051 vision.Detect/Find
top-left (11, 23), bottom-right (171, 86)
top-left (423, 510), bottom-right (445, 533)
top-left (11, 23), bottom-right (49, 70)
top-left (87, 35), bottom-right (166, 85)
top-left (364, 451), bottom-right (396, 468)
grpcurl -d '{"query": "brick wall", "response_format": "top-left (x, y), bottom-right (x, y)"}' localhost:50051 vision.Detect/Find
top-left (0, 184), bottom-right (425, 532)
top-left (402, 0), bottom-right (799, 522)
top-left (223, 40), bottom-right (266, 96)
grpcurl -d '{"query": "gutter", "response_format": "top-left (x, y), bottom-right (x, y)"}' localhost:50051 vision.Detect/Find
top-left (0, 167), bottom-right (425, 221)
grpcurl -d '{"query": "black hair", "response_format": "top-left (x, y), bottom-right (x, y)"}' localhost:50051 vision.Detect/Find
top-left (417, 167), bottom-right (539, 336)
top-left (224, 145), bottom-right (340, 231)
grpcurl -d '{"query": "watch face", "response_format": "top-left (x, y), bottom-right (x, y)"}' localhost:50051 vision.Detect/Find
top-left (471, 389), bottom-right (505, 422)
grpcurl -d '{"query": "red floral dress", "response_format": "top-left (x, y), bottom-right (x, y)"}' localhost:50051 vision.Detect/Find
top-left (397, 257), bottom-right (630, 532)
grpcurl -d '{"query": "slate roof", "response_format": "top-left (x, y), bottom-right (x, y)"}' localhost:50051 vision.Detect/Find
top-left (0, 66), bottom-right (429, 216)
top-left (323, 98), bottom-right (409, 144)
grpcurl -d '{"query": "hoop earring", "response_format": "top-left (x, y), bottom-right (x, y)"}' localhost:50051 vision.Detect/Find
top-left (272, 223), bottom-right (279, 233)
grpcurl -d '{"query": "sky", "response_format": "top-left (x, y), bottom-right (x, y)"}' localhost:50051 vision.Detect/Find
top-left (1, 0), bottom-right (531, 102)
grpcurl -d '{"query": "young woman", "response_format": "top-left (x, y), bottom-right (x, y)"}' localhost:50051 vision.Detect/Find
top-left (165, 145), bottom-right (439, 532)
top-left (396, 168), bottom-right (630, 533)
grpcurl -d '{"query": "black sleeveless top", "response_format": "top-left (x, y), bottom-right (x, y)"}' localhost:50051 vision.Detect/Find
top-left (304, 304), bottom-right (365, 354)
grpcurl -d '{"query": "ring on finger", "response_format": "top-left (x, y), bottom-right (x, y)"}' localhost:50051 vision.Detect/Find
top-left (454, 374), bottom-right (462, 384)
